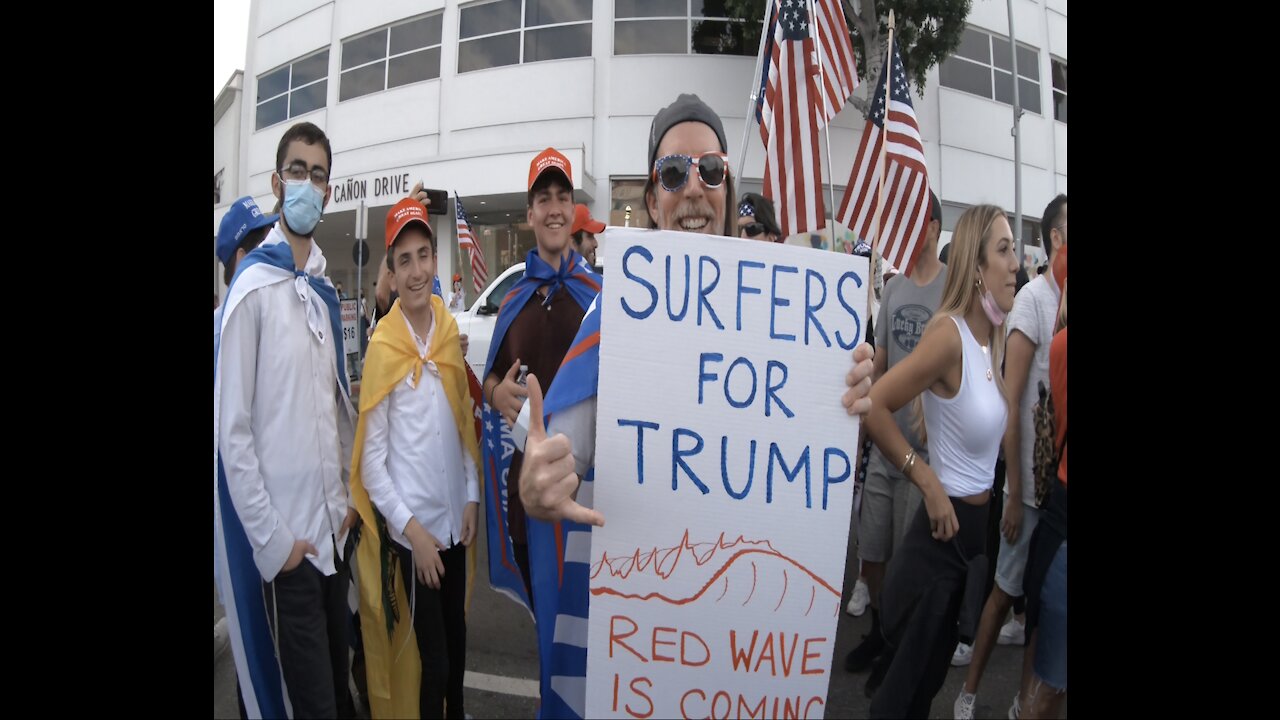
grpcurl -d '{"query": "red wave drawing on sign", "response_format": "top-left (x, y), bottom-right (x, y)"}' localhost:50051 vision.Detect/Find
top-left (590, 530), bottom-right (840, 613)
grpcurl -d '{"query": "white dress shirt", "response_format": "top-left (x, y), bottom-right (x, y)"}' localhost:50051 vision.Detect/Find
top-left (361, 311), bottom-right (480, 551)
top-left (218, 231), bottom-right (356, 581)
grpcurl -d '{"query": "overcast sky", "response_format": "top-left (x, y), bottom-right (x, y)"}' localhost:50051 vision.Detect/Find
top-left (214, 0), bottom-right (251, 99)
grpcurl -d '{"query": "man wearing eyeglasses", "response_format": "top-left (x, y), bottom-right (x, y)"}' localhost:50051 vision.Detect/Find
top-left (737, 192), bottom-right (783, 242)
top-left (643, 95), bottom-right (737, 237)
top-left (526, 92), bottom-right (873, 528)
top-left (507, 93), bottom-right (876, 720)
top-left (215, 121), bottom-right (358, 719)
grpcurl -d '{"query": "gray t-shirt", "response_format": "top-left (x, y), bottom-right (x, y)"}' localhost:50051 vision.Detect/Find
top-left (1005, 272), bottom-right (1061, 507)
top-left (875, 265), bottom-right (948, 452)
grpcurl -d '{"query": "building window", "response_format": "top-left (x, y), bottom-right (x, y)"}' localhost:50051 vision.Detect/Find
top-left (214, 168), bottom-right (224, 205)
top-left (1013, 215), bottom-right (1041, 249)
top-left (256, 49), bottom-right (330, 130)
top-left (1051, 58), bottom-right (1066, 124)
top-left (340, 14), bottom-right (443, 101)
top-left (615, 0), bottom-right (757, 56)
top-left (1014, 215), bottom-right (1046, 271)
top-left (457, 0), bottom-right (592, 73)
top-left (939, 26), bottom-right (1041, 116)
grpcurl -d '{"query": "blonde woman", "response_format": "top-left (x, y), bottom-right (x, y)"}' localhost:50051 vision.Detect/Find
top-left (864, 205), bottom-right (1020, 718)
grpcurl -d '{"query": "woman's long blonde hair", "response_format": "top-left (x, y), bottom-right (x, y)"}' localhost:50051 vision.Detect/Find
top-left (912, 204), bottom-right (1010, 442)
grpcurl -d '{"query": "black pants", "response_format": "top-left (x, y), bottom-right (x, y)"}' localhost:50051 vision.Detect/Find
top-left (985, 458), bottom-right (1005, 601)
top-left (345, 529), bottom-right (368, 708)
top-left (871, 497), bottom-right (989, 719)
top-left (397, 542), bottom-right (468, 720)
top-left (1025, 477), bottom-right (1068, 638)
top-left (262, 558), bottom-right (352, 719)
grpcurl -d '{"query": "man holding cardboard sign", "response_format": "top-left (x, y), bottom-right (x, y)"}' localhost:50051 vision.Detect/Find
top-left (514, 94), bottom-right (877, 719)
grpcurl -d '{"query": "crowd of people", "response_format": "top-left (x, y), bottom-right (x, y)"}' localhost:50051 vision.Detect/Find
top-left (214, 92), bottom-right (1067, 720)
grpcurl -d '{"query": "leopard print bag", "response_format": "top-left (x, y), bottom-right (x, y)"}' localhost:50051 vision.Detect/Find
top-left (1031, 380), bottom-right (1061, 508)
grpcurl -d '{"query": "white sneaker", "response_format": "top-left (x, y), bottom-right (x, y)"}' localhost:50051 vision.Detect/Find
top-left (1008, 693), bottom-right (1022, 720)
top-left (997, 618), bottom-right (1026, 645)
top-left (954, 690), bottom-right (977, 720)
top-left (846, 579), bottom-right (870, 617)
top-left (951, 641), bottom-right (973, 666)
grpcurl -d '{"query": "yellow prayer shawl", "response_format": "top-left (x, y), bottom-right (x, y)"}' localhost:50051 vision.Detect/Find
top-left (349, 295), bottom-right (481, 719)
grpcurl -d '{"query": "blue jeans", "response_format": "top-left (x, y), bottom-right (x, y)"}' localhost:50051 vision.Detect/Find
top-left (1033, 541), bottom-right (1067, 690)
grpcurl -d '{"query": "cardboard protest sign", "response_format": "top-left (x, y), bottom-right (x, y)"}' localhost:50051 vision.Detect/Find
top-left (586, 228), bottom-right (868, 719)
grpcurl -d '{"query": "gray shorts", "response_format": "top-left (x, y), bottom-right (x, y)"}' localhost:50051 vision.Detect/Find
top-left (857, 447), bottom-right (924, 564)
top-left (994, 498), bottom-right (1042, 597)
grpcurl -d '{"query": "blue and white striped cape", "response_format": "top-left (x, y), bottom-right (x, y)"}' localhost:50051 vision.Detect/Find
top-left (213, 235), bottom-right (346, 719)
top-left (533, 293), bottom-right (603, 719)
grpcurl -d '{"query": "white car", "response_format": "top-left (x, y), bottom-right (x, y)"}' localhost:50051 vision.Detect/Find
top-left (455, 260), bottom-right (604, 380)
top-left (455, 263), bottom-right (527, 380)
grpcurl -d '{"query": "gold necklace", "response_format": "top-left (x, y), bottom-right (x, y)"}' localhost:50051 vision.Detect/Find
top-left (981, 344), bottom-right (993, 381)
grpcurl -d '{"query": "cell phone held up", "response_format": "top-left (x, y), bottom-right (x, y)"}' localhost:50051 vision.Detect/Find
top-left (422, 187), bottom-right (448, 216)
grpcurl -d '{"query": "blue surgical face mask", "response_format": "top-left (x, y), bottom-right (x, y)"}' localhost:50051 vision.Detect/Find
top-left (280, 177), bottom-right (325, 237)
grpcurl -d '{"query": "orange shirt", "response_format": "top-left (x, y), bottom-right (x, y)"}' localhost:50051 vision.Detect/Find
top-left (1050, 327), bottom-right (1067, 485)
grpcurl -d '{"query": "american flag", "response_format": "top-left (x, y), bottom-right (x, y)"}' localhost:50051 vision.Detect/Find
top-left (759, 0), bottom-right (832, 237)
top-left (454, 192), bottom-right (488, 293)
top-left (813, 0), bottom-right (860, 123)
top-left (836, 37), bottom-right (932, 277)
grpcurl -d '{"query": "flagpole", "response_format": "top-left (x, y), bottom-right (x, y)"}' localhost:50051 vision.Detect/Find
top-left (357, 200), bottom-right (365, 366)
top-left (867, 10), bottom-right (895, 320)
top-left (454, 190), bottom-right (466, 293)
top-left (455, 194), bottom-right (463, 301)
top-left (735, 0), bottom-right (776, 186)
top-left (807, 0), bottom-right (839, 246)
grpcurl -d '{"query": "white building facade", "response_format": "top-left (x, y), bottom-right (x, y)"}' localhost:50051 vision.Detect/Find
top-left (213, 0), bottom-right (1066, 303)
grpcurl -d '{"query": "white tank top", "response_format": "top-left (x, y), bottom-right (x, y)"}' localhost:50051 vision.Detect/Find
top-left (921, 315), bottom-right (1008, 497)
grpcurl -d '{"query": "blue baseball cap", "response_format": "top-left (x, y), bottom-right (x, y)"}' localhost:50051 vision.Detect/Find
top-left (217, 196), bottom-right (278, 265)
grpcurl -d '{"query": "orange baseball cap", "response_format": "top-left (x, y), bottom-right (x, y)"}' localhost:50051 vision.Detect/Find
top-left (528, 147), bottom-right (572, 192)
top-left (571, 204), bottom-right (605, 234)
top-left (385, 197), bottom-right (433, 250)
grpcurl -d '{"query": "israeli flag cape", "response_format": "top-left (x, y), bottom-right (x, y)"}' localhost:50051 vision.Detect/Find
top-left (213, 230), bottom-right (346, 719)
